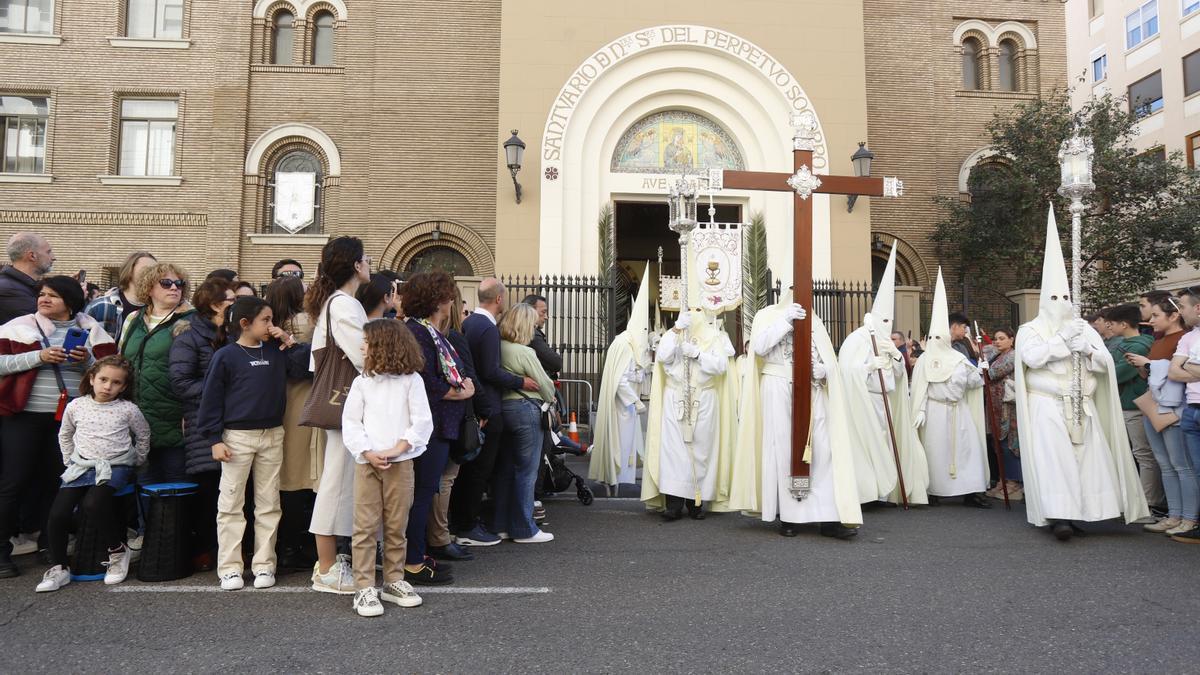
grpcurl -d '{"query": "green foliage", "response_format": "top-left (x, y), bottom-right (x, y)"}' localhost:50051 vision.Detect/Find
top-left (933, 90), bottom-right (1200, 304)
top-left (742, 211), bottom-right (770, 330)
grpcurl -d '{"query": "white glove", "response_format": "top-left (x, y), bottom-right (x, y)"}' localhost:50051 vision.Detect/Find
top-left (674, 312), bottom-right (692, 332)
top-left (681, 341), bottom-right (701, 359)
top-left (785, 304), bottom-right (807, 322)
top-left (634, 401), bottom-right (647, 414)
top-left (979, 359), bottom-right (990, 371)
top-left (870, 355), bottom-right (892, 371)
top-left (1058, 320), bottom-right (1081, 340)
top-left (912, 412), bottom-right (925, 429)
top-left (1066, 333), bottom-right (1087, 353)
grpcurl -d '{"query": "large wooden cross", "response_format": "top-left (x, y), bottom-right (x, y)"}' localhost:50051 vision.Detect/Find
top-left (721, 111), bottom-right (902, 497)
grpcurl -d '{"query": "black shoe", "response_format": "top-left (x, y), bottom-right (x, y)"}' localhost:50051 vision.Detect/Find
top-left (819, 523), bottom-right (859, 540)
top-left (928, 495), bottom-right (942, 507)
top-left (1052, 521), bottom-right (1073, 541)
top-left (963, 493), bottom-right (993, 509)
top-left (429, 542), bottom-right (475, 561)
top-left (662, 496), bottom-right (684, 521)
top-left (0, 555), bottom-right (16, 578)
top-left (276, 546), bottom-right (314, 571)
top-left (686, 501), bottom-right (706, 520)
top-left (404, 563), bottom-right (454, 586)
top-left (779, 522), bottom-right (799, 537)
top-left (1069, 521), bottom-right (1088, 537)
top-left (36, 548), bottom-right (51, 565)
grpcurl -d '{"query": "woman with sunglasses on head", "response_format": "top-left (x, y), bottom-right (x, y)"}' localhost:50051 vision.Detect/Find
top-left (119, 262), bottom-right (195, 484)
top-left (168, 278), bottom-right (236, 571)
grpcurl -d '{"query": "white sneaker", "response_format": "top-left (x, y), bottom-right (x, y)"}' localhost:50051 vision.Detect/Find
top-left (253, 571), bottom-right (276, 589)
top-left (497, 532), bottom-right (511, 540)
top-left (311, 556), bottom-right (354, 595)
top-left (11, 533), bottom-right (38, 556)
top-left (219, 572), bottom-right (244, 591)
top-left (35, 565), bottom-right (70, 593)
top-left (381, 580), bottom-right (423, 608)
top-left (514, 530), bottom-right (555, 544)
top-left (103, 546), bottom-right (130, 585)
top-left (353, 587), bottom-right (384, 617)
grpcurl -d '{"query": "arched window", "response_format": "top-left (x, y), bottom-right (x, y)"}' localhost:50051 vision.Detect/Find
top-left (404, 246), bottom-right (474, 277)
top-left (269, 149), bottom-right (322, 234)
top-left (311, 11), bottom-right (334, 65)
top-left (962, 37), bottom-right (982, 90)
top-left (271, 11), bottom-right (294, 65)
top-left (998, 40), bottom-right (1018, 91)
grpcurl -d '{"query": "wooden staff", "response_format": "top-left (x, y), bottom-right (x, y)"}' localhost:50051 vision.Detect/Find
top-left (867, 314), bottom-right (908, 509)
top-left (974, 323), bottom-right (1010, 510)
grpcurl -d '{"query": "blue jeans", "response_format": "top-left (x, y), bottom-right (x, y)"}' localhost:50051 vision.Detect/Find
top-left (1144, 417), bottom-right (1198, 520)
top-left (1173, 408), bottom-right (1200, 520)
top-left (493, 398), bottom-right (544, 540)
top-left (1001, 437), bottom-right (1022, 483)
top-left (405, 438), bottom-right (449, 565)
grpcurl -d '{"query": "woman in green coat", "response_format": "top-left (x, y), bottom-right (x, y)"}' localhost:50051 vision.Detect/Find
top-left (120, 262), bottom-right (196, 483)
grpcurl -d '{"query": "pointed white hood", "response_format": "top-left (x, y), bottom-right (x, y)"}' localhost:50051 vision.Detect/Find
top-left (627, 264), bottom-right (652, 367)
top-left (1034, 206), bottom-right (1073, 334)
top-left (868, 241), bottom-right (898, 334)
top-left (920, 267), bottom-right (961, 382)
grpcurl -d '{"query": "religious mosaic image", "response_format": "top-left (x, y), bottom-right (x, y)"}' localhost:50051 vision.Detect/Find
top-left (611, 110), bottom-right (745, 174)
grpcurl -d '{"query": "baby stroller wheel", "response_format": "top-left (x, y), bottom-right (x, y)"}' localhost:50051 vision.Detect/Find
top-left (577, 484), bottom-right (594, 506)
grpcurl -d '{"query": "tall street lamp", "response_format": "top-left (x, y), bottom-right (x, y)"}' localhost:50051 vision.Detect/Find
top-left (1058, 130), bottom-right (1095, 434)
top-left (503, 130), bottom-right (525, 204)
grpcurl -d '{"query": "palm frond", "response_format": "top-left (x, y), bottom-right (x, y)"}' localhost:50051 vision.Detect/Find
top-left (742, 211), bottom-right (770, 330)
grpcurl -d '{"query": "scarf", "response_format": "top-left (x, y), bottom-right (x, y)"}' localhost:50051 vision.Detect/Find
top-left (415, 318), bottom-right (464, 388)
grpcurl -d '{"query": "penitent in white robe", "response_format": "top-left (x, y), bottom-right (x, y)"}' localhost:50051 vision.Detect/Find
top-left (923, 361), bottom-right (988, 497)
top-left (753, 320), bottom-right (838, 523)
top-left (655, 328), bottom-right (733, 501)
top-left (612, 363), bottom-right (645, 485)
top-left (1018, 330), bottom-right (1122, 522)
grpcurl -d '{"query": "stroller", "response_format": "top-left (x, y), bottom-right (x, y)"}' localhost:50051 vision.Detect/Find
top-left (536, 379), bottom-right (595, 506)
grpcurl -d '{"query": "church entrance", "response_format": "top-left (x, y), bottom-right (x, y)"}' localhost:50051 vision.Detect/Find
top-left (613, 199), bottom-right (741, 281)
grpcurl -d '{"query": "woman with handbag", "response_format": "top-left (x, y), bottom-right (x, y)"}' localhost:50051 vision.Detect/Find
top-left (401, 272), bottom-right (475, 585)
top-left (495, 303), bottom-right (557, 544)
top-left (1125, 298), bottom-right (1197, 535)
top-left (983, 328), bottom-right (1022, 501)
top-left (303, 237), bottom-right (370, 595)
top-left (0, 276), bottom-right (117, 577)
top-left (119, 262), bottom-right (195, 484)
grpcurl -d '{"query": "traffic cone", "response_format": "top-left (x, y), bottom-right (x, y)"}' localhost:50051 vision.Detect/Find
top-left (568, 412), bottom-right (581, 446)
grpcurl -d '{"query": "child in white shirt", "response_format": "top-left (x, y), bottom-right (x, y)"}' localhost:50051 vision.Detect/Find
top-left (342, 319), bottom-right (434, 617)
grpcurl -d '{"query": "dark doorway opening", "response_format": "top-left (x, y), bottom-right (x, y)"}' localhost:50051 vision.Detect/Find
top-left (614, 201), bottom-right (741, 273)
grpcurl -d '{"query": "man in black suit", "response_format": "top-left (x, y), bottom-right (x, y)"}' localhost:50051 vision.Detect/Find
top-left (450, 278), bottom-right (539, 545)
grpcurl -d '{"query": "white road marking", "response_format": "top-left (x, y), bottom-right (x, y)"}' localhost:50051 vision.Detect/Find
top-left (110, 585), bottom-right (551, 594)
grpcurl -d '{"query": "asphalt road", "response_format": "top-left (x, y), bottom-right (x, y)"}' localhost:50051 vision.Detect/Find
top-left (1, 492), bottom-right (1197, 673)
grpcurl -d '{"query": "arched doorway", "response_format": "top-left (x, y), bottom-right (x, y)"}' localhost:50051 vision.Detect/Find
top-left (403, 245), bottom-right (474, 277)
top-left (378, 219), bottom-right (495, 277)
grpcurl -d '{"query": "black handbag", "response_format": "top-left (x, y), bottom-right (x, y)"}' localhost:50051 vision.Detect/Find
top-left (450, 398), bottom-right (483, 464)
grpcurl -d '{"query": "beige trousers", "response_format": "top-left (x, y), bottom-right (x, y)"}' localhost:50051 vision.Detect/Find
top-left (352, 460), bottom-right (415, 589)
top-left (216, 427), bottom-right (285, 576)
top-left (427, 461), bottom-right (460, 548)
top-left (1125, 409), bottom-right (1164, 508)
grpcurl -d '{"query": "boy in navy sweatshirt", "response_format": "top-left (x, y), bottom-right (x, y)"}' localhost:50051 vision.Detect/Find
top-left (197, 297), bottom-right (310, 591)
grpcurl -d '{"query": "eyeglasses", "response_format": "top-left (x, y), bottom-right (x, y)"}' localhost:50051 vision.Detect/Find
top-left (276, 270), bottom-right (304, 279)
top-left (158, 279), bottom-right (186, 290)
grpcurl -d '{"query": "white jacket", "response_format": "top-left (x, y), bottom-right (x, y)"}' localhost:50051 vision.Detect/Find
top-left (342, 372), bottom-right (434, 464)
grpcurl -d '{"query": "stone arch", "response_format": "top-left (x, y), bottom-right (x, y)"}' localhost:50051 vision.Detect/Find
top-left (953, 20), bottom-right (996, 47)
top-left (379, 220), bottom-right (495, 277)
top-left (253, 0), bottom-right (346, 20)
top-left (246, 123), bottom-right (341, 177)
top-left (993, 21), bottom-right (1037, 50)
top-left (538, 25), bottom-right (833, 284)
top-left (958, 146), bottom-right (1011, 193)
top-left (871, 232), bottom-right (930, 291)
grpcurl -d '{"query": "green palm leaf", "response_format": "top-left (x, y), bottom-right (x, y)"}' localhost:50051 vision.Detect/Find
top-left (742, 211), bottom-right (770, 330)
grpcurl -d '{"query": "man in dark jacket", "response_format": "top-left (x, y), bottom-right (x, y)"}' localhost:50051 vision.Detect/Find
top-left (0, 232), bottom-right (55, 325)
top-left (450, 278), bottom-right (538, 545)
top-left (523, 294), bottom-right (563, 379)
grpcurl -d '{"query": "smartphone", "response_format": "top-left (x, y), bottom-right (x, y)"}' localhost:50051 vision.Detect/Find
top-left (62, 327), bottom-right (89, 361)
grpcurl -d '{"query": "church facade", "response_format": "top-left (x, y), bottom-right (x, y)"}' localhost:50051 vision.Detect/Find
top-left (0, 0), bottom-right (1065, 319)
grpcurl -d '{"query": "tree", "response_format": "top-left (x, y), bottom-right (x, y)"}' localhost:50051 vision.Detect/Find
top-left (933, 90), bottom-right (1200, 305)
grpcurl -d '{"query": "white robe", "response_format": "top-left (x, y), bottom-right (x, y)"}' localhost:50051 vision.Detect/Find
top-left (655, 328), bottom-right (733, 501)
top-left (921, 361), bottom-right (988, 497)
top-left (752, 320), bottom-right (838, 523)
top-left (1018, 329), bottom-right (1123, 522)
top-left (611, 363), bottom-right (645, 485)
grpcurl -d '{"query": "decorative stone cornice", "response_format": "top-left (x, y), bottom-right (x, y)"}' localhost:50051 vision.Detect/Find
top-left (0, 211), bottom-right (208, 228)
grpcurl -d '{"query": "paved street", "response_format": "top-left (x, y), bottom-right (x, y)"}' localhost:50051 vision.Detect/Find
top-left (1, 488), bottom-right (1198, 673)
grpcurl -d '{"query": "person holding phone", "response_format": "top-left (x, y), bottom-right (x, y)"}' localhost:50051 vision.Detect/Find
top-left (0, 275), bottom-right (117, 578)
